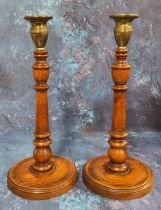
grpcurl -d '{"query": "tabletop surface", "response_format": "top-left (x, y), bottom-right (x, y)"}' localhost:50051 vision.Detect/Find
top-left (0, 130), bottom-right (160, 210)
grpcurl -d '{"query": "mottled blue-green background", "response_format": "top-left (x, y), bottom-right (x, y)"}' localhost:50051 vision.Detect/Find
top-left (0, 0), bottom-right (161, 133)
top-left (0, 1), bottom-right (161, 210)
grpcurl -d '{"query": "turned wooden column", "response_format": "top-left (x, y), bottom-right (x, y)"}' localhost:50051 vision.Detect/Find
top-left (32, 49), bottom-right (53, 173)
top-left (7, 16), bottom-right (77, 200)
top-left (107, 47), bottom-right (129, 174)
top-left (83, 14), bottom-right (154, 200)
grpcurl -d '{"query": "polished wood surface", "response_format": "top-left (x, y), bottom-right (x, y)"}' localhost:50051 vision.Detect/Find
top-left (7, 16), bottom-right (77, 199)
top-left (32, 50), bottom-right (53, 173)
top-left (107, 48), bottom-right (129, 174)
top-left (84, 155), bottom-right (153, 200)
top-left (8, 156), bottom-right (77, 200)
top-left (83, 47), bottom-right (154, 200)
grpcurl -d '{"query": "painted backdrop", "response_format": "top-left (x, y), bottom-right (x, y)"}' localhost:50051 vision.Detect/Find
top-left (0, 0), bottom-right (161, 133)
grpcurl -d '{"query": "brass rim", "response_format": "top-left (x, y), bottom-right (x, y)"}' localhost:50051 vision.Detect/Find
top-left (110, 14), bottom-right (139, 19)
top-left (24, 16), bottom-right (53, 22)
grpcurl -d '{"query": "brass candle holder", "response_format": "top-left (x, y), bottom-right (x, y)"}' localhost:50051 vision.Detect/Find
top-left (7, 16), bottom-right (77, 200)
top-left (83, 14), bottom-right (154, 200)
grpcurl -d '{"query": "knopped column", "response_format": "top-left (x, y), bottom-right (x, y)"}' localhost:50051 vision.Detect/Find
top-left (107, 48), bottom-right (130, 174)
top-left (31, 50), bottom-right (53, 173)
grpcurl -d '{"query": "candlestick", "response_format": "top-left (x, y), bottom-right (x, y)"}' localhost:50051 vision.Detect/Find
top-left (83, 14), bottom-right (154, 200)
top-left (7, 16), bottom-right (77, 200)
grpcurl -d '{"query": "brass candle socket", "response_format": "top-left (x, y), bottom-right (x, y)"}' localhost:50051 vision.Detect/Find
top-left (24, 16), bottom-right (53, 49)
top-left (110, 14), bottom-right (139, 48)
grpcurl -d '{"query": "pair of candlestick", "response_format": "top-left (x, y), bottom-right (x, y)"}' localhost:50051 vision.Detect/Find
top-left (7, 14), bottom-right (154, 200)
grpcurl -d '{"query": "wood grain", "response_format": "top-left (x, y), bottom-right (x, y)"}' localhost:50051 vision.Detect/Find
top-left (83, 155), bottom-right (153, 200)
top-left (83, 47), bottom-right (154, 199)
top-left (8, 155), bottom-right (77, 200)
top-left (7, 45), bottom-right (77, 199)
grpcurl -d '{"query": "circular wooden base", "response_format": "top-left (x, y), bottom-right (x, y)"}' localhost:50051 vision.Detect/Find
top-left (83, 155), bottom-right (154, 200)
top-left (7, 155), bottom-right (78, 200)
